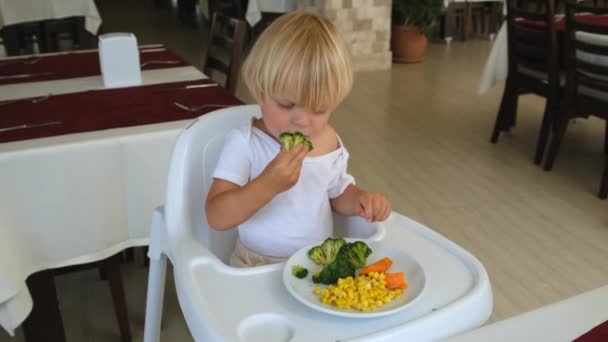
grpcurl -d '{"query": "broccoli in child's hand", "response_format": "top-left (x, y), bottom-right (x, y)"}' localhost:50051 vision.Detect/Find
top-left (302, 139), bottom-right (313, 152)
top-left (307, 237), bottom-right (346, 266)
top-left (292, 265), bottom-right (309, 279)
top-left (311, 240), bottom-right (373, 285)
top-left (279, 132), bottom-right (295, 151)
top-left (294, 132), bottom-right (314, 151)
top-left (279, 132), bottom-right (314, 152)
top-left (293, 132), bottom-right (306, 145)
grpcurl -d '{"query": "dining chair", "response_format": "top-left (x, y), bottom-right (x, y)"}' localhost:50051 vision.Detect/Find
top-left (444, 2), bottom-right (468, 41)
top-left (41, 16), bottom-right (91, 52)
top-left (249, 12), bottom-right (283, 45)
top-left (543, 0), bottom-right (608, 199)
top-left (468, 2), bottom-right (493, 39)
top-left (0, 22), bottom-right (45, 56)
top-left (203, 13), bottom-right (247, 95)
top-left (490, 0), bottom-right (561, 165)
top-left (489, 1), bottom-right (505, 35)
top-left (52, 254), bottom-right (132, 342)
top-left (208, 0), bottom-right (248, 20)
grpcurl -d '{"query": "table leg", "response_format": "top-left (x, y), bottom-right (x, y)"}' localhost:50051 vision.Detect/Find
top-left (445, 7), bottom-right (456, 42)
top-left (464, 2), bottom-right (472, 41)
top-left (22, 270), bottom-right (66, 342)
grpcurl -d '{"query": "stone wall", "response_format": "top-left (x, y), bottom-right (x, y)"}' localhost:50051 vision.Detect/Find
top-left (297, 0), bottom-right (392, 72)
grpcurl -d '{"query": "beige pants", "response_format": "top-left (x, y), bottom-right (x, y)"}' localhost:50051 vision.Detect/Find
top-left (229, 239), bottom-right (287, 267)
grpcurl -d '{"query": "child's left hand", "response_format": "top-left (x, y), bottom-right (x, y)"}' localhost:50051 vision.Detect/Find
top-left (357, 191), bottom-right (391, 222)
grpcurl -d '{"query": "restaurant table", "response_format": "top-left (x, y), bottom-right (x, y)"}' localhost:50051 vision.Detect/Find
top-left (0, 46), bottom-right (241, 339)
top-left (443, 0), bottom-right (504, 43)
top-left (245, 0), bottom-right (296, 26)
top-left (478, 14), bottom-right (608, 94)
top-left (196, 0), bottom-right (295, 26)
top-left (0, 0), bottom-right (101, 35)
top-left (445, 284), bottom-right (608, 341)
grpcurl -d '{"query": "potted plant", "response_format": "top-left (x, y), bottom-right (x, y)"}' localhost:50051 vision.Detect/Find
top-left (391, 0), bottom-right (443, 63)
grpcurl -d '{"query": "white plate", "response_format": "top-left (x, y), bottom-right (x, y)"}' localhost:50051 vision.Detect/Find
top-left (282, 239), bottom-right (426, 318)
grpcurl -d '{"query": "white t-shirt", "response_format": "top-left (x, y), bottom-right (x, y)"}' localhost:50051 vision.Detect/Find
top-left (211, 118), bottom-right (355, 257)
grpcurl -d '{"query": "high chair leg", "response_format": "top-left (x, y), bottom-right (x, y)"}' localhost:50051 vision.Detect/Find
top-left (144, 208), bottom-right (169, 342)
top-left (143, 253), bottom-right (167, 342)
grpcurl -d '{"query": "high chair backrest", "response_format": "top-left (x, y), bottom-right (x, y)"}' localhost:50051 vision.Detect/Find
top-left (164, 105), bottom-right (261, 263)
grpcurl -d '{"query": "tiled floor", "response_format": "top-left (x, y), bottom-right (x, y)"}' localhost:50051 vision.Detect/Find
top-left (2, 1), bottom-right (608, 341)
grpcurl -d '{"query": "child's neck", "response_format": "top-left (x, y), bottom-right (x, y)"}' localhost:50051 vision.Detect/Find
top-left (252, 118), bottom-right (276, 141)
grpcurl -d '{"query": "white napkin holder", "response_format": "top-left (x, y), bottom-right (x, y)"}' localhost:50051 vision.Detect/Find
top-left (98, 33), bottom-right (142, 88)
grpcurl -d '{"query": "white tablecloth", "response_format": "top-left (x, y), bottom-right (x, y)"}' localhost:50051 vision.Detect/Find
top-left (197, 0), bottom-right (295, 26)
top-left (478, 22), bottom-right (508, 94)
top-left (245, 0), bottom-right (296, 26)
top-left (0, 57), bottom-right (207, 335)
top-left (445, 284), bottom-right (608, 341)
top-left (0, 0), bottom-right (102, 34)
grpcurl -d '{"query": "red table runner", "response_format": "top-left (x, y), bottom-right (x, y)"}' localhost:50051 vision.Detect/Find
top-left (573, 320), bottom-right (608, 342)
top-left (0, 79), bottom-right (243, 143)
top-left (0, 46), bottom-right (189, 85)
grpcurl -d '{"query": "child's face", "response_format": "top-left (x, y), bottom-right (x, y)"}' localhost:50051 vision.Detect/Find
top-left (259, 95), bottom-right (332, 139)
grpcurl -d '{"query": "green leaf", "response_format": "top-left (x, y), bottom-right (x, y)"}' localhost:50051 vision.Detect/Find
top-left (392, 0), bottom-right (444, 37)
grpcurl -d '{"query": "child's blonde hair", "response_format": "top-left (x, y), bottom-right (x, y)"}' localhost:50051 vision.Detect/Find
top-left (241, 11), bottom-right (353, 113)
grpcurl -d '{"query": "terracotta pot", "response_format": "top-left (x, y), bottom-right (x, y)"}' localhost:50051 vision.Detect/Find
top-left (391, 25), bottom-right (428, 63)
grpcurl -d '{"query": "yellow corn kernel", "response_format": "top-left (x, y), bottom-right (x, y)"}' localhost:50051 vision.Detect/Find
top-left (312, 273), bottom-right (406, 312)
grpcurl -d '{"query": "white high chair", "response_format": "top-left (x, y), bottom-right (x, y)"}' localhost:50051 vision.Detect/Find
top-left (143, 105), bottom-right (494, 342)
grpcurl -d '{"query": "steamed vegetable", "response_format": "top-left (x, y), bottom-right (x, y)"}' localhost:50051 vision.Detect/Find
top-left (311, 256), bottom-right (354, 284)
top-left (385, 272), bottom-right (408, 290)
top-left (307, 237), bottom-right (346, 266)
top-left (292, 265), bottom-right (309, 279)
top-left (279, 132), bottom-right (295, 151)
top-left (340, 241), bottom-right (373, 269)
top-left (360, 257), bottom-right (393, 275)
top-left (312, 240), bottom-right (372, 285)
top-left (279, 131), bottom-right (314, 151)
top-left (313, 272), bottom-right (404, 311)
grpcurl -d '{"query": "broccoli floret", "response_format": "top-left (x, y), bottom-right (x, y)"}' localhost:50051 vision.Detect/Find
top-left (307, 246), bottom-right (324, 265)
top-left (307, 237), bottom-right (346, 266)
top-left (312, 256), bottom-right (355, 284)
top-left (291, 265), bottom-right (309, 279)
top-left (293, 132), bottom-right (306, 145)
top-left (340, 241), bottom-right (372, 269)
top-left (311, 241), bottom-right (372, 285)
top-left (293, 132), bottom-right (314, 151)
top-left (279, 132), bottom-right (295, 151)
top-left (302, 139), bottom-right (314, 151)
top-left (279, 132), bottom-right (314, 152)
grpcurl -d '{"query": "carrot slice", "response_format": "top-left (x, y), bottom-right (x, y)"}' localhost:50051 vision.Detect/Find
top-left (360, 257), bottom-right (393, 275)
top-left (385, 272), bottom-right (408, 290)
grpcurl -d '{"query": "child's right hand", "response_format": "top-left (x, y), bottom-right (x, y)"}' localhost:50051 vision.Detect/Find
top-left (258, 144), bottom-right (307, 195)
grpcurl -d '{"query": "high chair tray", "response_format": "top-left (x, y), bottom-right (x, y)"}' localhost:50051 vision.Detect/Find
top-left (174, 213), bottom-right (493, 341)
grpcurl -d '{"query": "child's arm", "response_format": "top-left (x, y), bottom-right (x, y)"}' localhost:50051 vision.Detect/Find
top-left (206, 144), bottom-right (307, 230)
top-left (330, 184), bottom-right (392, 222)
